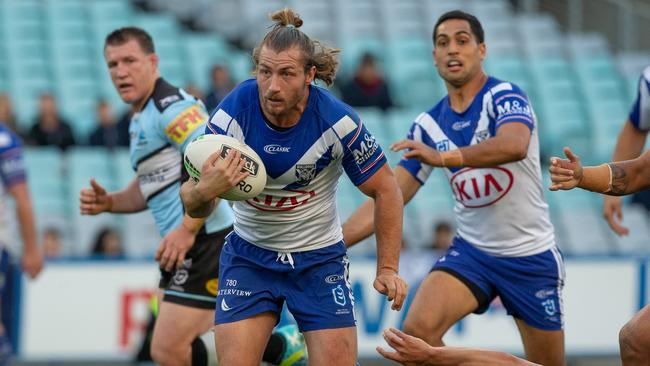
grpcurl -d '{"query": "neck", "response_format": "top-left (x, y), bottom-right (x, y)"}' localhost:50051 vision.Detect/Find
top-left (133, 76), bottom-right (160, 111)
top-left (446, 71), bottom-right (488, 113)
top-left (263, 87), bottom-right (310, 129)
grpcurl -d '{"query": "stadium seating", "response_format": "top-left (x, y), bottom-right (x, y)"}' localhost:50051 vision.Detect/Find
top-left (1, 0), bottom-right (648, 257)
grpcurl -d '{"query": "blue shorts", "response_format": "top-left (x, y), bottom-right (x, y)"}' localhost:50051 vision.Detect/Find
top-left (433, 236), bottom-right (565, 330)
top-left (215, 233), bottom-right (356, 332)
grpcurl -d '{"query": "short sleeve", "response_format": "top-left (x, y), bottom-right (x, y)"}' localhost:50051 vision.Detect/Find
top-left (491, 85), bottom-right (535, 131)
top-left (339, 117), bottom-right (387, 186)
top-left (397, 122), bottom-right (434, 185)
top-left (0, 130), bottom-right (26, 188)
top-left (629, 68), bottom-right (650, 131)
top-left (161, 99), bottom-right (210, 152)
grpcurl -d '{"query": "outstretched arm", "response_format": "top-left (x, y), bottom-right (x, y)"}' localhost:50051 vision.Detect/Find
top-left (549, 147), bottom-right (650, 196)
top-left (391, 123), bottom-right (531, 168)
top-left (377, 328), bottom-right (539, 366)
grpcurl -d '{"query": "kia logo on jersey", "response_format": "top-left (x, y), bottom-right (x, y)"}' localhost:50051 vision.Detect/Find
top-left (246, 189), bottom-right (317, 211)
top-left (449, 167), bottom-right (513, 208)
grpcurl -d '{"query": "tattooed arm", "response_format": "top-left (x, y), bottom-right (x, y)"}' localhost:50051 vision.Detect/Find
top-left (549, 147), bottom-right (650, 195)
top-left (606, 150), bottom-right (650, 195)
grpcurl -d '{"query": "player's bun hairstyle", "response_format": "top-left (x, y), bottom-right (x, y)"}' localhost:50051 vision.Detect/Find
top-left (104, 27), bottom-right (155, 54)
top-left (252, 8), bottom-right (340, 86)
top-left (433, 10), bottom-right (485, 45)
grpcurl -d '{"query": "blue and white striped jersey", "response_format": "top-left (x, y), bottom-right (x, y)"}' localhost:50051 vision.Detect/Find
top-left (629, 65), bottom-right (650, 131)
top-left (206, 79), bottom-right (386, 251)
top-left (0, 124), bottom-right (26, 245)
top-left (129, 78), bottom-right (233, 237)
top-left (399, 77), bottom-right (555, 257)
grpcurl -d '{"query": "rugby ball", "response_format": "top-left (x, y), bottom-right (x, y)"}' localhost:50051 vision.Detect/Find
top-left (183, 134), bottom-right (267, 201)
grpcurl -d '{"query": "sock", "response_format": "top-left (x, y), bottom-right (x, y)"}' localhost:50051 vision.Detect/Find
top-left (192, 330), bottom-right (218, 366)
top-left (262, 332), bottom-right (285, 365)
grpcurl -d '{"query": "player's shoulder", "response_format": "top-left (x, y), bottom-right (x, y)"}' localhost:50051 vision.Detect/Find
top-left (217, 78), bottom-right (258, 114)
top-left (311, 85), bottom-right (360, 126)
top-left (485, 76), bottom-right (528, 98)
top-left (149, 78), bottom-right (193, 113)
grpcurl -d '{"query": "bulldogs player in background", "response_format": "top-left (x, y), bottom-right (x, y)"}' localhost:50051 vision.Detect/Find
top-left (181, 8), bottom-right (407, 366)
top-left (343, 10), bottom-right (565, 366)
top-left (0, 122), bottom-right (43, 366)
top-left (79, 27), bottom-right (306, 366)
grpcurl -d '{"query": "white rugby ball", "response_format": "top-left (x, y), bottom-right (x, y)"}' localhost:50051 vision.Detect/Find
top-left (183, 134), bottom-right (267, 201)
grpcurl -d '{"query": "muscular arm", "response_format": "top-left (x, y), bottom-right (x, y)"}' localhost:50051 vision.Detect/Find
top-left (108, 177), bottom-right (147, 213)
top-left (343, 166), bottom-right (420, 247)
top-left (356, 164), bottom-right (403, 273)
top-left (392, 123), bottom-right (531, 169)
top-left (428, 347), bottom-right (538, 366)
top-left (605, 150), bottom-right (650, 195)
top-left (456, 123), bottom-right (530, 167)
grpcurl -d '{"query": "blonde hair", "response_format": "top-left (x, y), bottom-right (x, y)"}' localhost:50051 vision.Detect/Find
top-left (252, 8), bottom-right (340, 86)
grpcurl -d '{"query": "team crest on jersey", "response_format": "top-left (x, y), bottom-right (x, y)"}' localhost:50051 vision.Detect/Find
top-left (436, 139), bottom-right (450, 151)
top-left (295, 164), bottom-right (316, 185)
top-left (474, 129), bottom-right (490, 143)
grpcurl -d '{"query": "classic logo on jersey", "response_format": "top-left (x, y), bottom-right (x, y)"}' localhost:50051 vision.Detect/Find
top-left (450, 167), bottom-right (514, 208)
top-left (164, 105), bottom-right (207, 144)
top-left (495, 95), bottom-right (532, 118)
top-left (436, 139), bottom-right (450, 151)
top-left (352, 133), bottom-right (379, 165)
top-left (246, 190), bottom-right (316, 212)
top-left (452, 120), bottom-right (471, 131)
top-left (220, 145), bottom-right (259, 176)
top-left (263, 144), bottom-right (290, 154)
top-left (295, 164), bottom-right (316, 185)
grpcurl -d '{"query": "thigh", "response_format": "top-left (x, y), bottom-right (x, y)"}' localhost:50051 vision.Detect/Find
top-left (161, 229), bottom-right (226, 309)
top-left (214, 312), bottom-right (277, 366)
top-left (152, 301), bottom-right (214, 348)
top-left (403, 270), bottom-right (479, 345)
top-left (515, 318), bottom-right (565, 366)
top-left (496, 247), bottom-right (565, 332)
top-left (286, 246), bottom-right (355, 332)
top-left (215, 235), bottom-right (283, 325)
top-left (303, 326), bottom-right (357, 366)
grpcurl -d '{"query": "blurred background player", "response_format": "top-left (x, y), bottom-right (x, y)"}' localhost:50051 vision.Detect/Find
top-left (0, 121), bottom-right (43, 365)
top-left (181, 8), bottom-right (407, 366)
top-left (602, 65), bottom-right (650, 236)
top-left (340, 52), bottom-right (394, 112)
top-left (343, 10), bottom-right (565, 366)
top-left (549, 147), bottom-right (650, 365)
top-left (79, 27), bottom-right (305, 366)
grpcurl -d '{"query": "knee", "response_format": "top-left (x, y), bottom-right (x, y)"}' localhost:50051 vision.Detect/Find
top-left (402, 316), bottom-right (444, 346)
top-left (619, 321), bottom-right (642, 357)
top-left (151, 337), bottom-right (187, 366)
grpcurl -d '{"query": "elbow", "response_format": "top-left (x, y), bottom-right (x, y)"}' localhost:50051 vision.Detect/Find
top-left (503, 142), bottom-right (528, 162)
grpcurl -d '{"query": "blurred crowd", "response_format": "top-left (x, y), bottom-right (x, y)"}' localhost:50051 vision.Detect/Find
top-left (0, 51), bottom-right (397, 152)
